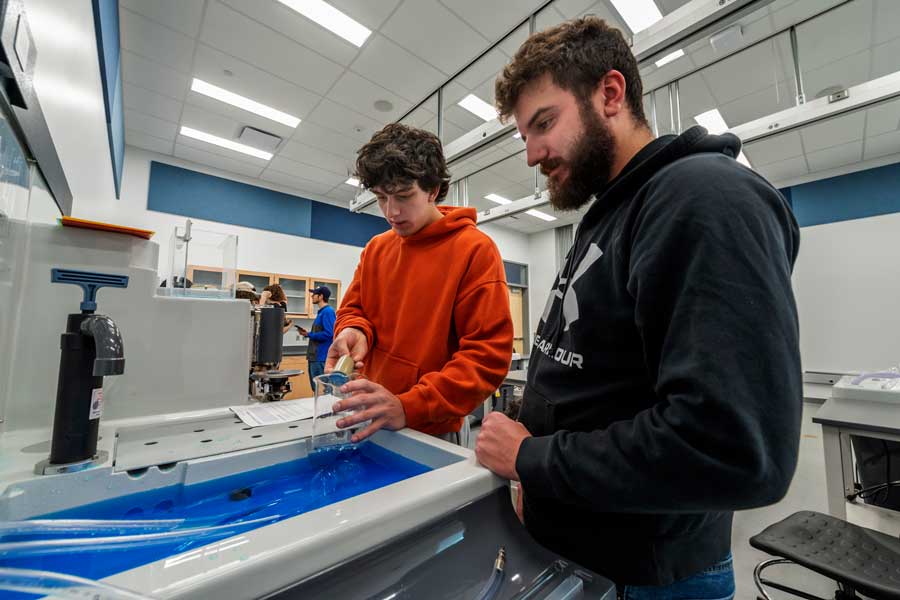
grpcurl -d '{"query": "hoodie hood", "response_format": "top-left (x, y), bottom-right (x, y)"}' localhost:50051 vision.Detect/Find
top-left (400, 205), bottom-right (477, 243)
top-left (582, 125), bottom-right (742, 228)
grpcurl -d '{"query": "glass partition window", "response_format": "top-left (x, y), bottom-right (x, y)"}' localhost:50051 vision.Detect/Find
top-left (440, 23), bottom-right (528, 146)
top-left (676, 31), bottom-right (794, 138)
top-left (399, 92), bottom-right (439, 137)
top-left (466, 151), bottom-right (534, 213)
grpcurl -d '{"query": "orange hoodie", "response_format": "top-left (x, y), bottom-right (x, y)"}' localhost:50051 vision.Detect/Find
top-left (336, 206), bottom-right (513, 435)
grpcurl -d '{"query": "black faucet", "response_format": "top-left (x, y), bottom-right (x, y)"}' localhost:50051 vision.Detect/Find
top-left (37, 269), bottom-right (128, 474)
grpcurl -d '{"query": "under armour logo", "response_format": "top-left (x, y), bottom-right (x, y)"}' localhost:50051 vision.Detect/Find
top-left (541, 243), bottom-right (604, 331)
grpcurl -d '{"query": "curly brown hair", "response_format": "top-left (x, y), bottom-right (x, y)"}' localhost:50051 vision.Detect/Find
top-left (263, 284), bottom-right (286, 303)
top-left (495, 16), bottom-right (648, 128)
top-left (354, 123), bottom-right (450, 203)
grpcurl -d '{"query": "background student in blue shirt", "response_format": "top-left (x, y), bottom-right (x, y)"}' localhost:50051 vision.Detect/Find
top-left (296, 286), bottom-right (335, 389)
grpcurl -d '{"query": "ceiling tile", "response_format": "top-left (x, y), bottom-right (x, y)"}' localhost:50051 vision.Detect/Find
top-left (120, 0), bottom-right (205, 37)
top-left (176, 132), bottom-right (271, 170)
top-left (743, 131), bottom-right (804, 166)
top-left (199, 1), bottom-right (344, 95)
top-left (549, 0), bottom-right (599, 19)
top-left (305, 98), bottom-right (382, 142)
top-left (278, 140), bottom-right (353, 176)
top-left (192, 44), bottom-right (322, 121)
top-left (124, 108), bottom-right (179, 141)
top-left (219, 0), bottom-right (360, 67)
top-left (119, 8), bottom-right (196, 73)
top-left (806, 141), bottom-right (863, 172)
top-left (291, 121), bottom-right (362, 158)
top-left (496, 21), bottom-right (529, 58)
top-left (327, 71), bottom-right (410, 122)
top-left (173, 143), bottom-right (267, 178)
top-left (439, 0), bottom-right (542, 41)
top-left (125, 129), bottom-right (175, 155)
top-left (259, 168), bottom-right (336, 196)
top-left (325, 184), bottom-right (361, 203)
top-left (180, 103), bottom-right (245, 141)
top-left (381, 0), bottom-right (487, 74)
top-left (874, 0), bottom-right (900, 45)
top-left (123, 83), bottom-right (183, 123)
top-left (871, 36), bottom-right (900, 81)
top-left (864, 129), bottom-right (900, 161)
top-left (122, 50), bottom-right (191, 100)
top-left (753, 155), bottom-right (809, 184)
top-left (454, 47), bottom-right (508, 98)
top-left (349, 35), bottom-right (445, 103)
top-left (267, 155), bottom-right (347, 187)
top-left (795, 0), bottom-right (872, 74)
top-left (330, 0), bottom-right (403, 31)
top-left (184, 92), bottom-right (297, 141)
top-left (800, 111), bottom-right (866, 152)
top-left (866, 98), bottom-right (900, 137)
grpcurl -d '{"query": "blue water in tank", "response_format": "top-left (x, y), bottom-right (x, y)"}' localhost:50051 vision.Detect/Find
top-left (0, 442), bottom-right (431, 597)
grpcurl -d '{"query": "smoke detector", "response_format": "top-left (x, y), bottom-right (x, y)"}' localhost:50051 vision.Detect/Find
top-left (238, 126), bottom-right (282, 153)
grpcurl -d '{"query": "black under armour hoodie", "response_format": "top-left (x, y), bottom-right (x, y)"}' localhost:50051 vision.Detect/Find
top-left (516, 126), bottom-right (802, 586)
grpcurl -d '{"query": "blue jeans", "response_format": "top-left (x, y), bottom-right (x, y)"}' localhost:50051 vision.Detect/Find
top-left (618, 554), bottom-right (735, 600)
top-left (308, 360), bottom-right (325, 390)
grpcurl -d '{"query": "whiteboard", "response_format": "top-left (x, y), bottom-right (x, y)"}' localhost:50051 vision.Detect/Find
top-left (792, 212), bottom-right (900, 374)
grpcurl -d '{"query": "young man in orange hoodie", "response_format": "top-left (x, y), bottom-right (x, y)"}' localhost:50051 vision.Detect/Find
top-left (324, 123), bottom-right (514, 444)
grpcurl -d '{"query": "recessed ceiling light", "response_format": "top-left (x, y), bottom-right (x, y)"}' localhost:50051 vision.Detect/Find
top-left (373, 99), bottom-right (394, 112)
top-left (345, 177), bottom-right (360, 186)
top-left (527, 209), bottom-right (556, 222)
top-left (458, 94), bottom-right (497, 122)
top-left (276, 0), bottom-right (371, 47)
top-left (191, 79), bottom-right (300, 128)
top-left (655, 49), bottom-right (684, 67)
top-left (485, 193), bottom-right (512, 205)
top-left (180, 126), bottom-right (273, 160)
top-left (609, 0), bottom-right (663, 34)
top-left (693, 108), bottom-right (753, 168)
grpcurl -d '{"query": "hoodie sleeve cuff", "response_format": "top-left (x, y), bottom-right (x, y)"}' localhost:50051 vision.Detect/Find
top-left (397, 389), bottom-right (428, 430)
top-left (515, 435), bottom-right (557, 500)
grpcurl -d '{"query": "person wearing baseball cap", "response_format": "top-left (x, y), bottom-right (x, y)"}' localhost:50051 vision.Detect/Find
top-left (296, 286), bottom-right (335, 388)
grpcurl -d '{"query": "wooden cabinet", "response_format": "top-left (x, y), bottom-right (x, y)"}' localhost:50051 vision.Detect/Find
top-left (189, 265), bottom-right (341, 317)
top-left (281, 355), bottom-right (313, 399)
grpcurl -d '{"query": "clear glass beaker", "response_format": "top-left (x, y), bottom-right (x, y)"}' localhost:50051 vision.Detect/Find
top-left (310, 372), bottom-right (368, 455)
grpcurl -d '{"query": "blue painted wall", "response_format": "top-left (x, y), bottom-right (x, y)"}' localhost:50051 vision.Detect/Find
top-left (92, 0), bottom-right (124, 198)
top-left (785, 161), bottom-right (900, 228)
top-left (148, 161), bottom-right (389, 247)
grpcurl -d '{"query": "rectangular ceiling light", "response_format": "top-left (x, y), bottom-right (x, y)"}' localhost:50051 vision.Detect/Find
top-left (180, 126), bottom-right (274, 160)
top-left (693, 108), bottom-right (752, 168)
top-left (277, 0), bottom-right (371, 47)
top-left (609, 0), bottom-right (663, 34)
top-left (191, 79), bottom-right (301, 128)
top-left (345, 177), bottom-right (360, 186)
top-left (526, 209), bottom-right (556, 221)
top-left (487, 193), bottom-right (557, 221)
top-left (654, 49), bottom-right (684, 67)
top-left (458, 94), bottom-right (498, 122)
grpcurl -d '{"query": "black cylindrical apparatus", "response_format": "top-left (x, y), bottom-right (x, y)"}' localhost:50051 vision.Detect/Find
top-left (49, 313), bottom-right (102, 464)
top-left (255, 306), bottom-right (285, 366)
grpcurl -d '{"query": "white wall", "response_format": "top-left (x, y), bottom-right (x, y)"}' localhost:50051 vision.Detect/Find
top-left (793, 212), bottom-right (900, 373)
top-left (527, 228), bottom-right (557, 341)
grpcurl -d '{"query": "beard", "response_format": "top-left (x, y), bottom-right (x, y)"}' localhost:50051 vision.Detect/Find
top-left (542, 103), bottom-right (615, 211)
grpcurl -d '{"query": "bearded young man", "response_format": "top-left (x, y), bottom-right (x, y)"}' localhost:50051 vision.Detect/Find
top-left (474, 17), bottom-right (802, 598)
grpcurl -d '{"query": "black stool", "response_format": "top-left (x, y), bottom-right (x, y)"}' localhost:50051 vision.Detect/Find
top-left (750, 511), bottom-right (900, 599)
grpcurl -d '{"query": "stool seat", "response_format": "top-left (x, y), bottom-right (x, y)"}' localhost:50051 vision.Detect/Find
top-left (750, 511), bottom-right (900, 600)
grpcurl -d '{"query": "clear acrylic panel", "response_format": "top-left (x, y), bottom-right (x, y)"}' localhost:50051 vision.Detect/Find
top-left (440, 23), bottom-right (529, 146)
top-left (399, 92), bottom-right (439, 137)
top-left (465, 151), bottom-right (534, 213)
top-left (677, 31), bottom-right (794, 134)
top-left (159, 223), bottom-right (238, 299)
